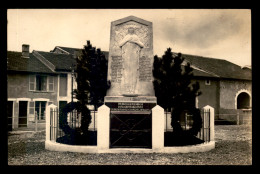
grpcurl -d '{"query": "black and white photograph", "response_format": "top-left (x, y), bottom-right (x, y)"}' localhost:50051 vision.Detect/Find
top-left (6, 9), bottom-right (252, 165)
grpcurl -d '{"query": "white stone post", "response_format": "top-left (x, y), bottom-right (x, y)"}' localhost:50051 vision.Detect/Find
top-left (152, 105), bottom-right (164, 151)
top-left (97, 104), bottom-right (110, 152)
top-left (203, 105), bottom-right (215, 142)
top-left (46, 104), bottom-right (58, 142)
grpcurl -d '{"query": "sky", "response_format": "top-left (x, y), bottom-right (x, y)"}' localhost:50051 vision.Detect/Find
top-left (7, 9), bottom-right (251, 67)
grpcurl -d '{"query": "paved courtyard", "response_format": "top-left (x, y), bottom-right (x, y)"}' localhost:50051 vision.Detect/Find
top-left (7, 124), bottom-right (252, 165)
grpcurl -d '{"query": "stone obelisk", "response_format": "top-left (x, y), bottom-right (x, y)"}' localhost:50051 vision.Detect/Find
top-left (105, 15), bottom-right (156, 107)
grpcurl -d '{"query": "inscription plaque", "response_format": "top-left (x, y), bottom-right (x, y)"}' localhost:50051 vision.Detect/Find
top-left (110, 56), bottom-right (123, 83)
top-left (105, 102), bottom-right (156, 112)
top-left (139, 56), bottom-right (152, 81)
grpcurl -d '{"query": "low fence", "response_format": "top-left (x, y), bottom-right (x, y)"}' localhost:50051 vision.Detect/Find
top-left (46, 104), bottom-right (214, 144)
top-left (8, 116), bottom-right (28, 129)
top-left (165, 108), bottom-right (212, 143)
top-left (8, 111), bottom-right (46, 131)
top-left (216, 109), bottom-right (252, 125)
top-left (48, 107), bottom-right (97, 141)
top-left (197, 108), bottom-right (211, 143)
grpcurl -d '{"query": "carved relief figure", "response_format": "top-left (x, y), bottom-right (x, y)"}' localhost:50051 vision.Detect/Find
top-left (119, 27), bottom-right (144, 95)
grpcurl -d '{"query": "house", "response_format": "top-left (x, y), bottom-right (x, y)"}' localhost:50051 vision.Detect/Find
top-left (7, 44), bottom-right (77, 130)
top-left (7, 44), bottom-right (251, 130)
top-left (178, 53), bottom-right (252, 123)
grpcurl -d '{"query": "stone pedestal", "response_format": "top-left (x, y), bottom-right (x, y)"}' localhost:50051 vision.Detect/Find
top-left (45, 104), bottom-right (58, 142)
top-left (97, 105), bottom-right (110, 151)
top-left (97, 98), bottom-right (166, 151)
top-left (203, 105), bottom-right (215, 142)
top-left (152, 105), bottom-right (164, 150)
top-left (104, 96), bottom-right (157, 149)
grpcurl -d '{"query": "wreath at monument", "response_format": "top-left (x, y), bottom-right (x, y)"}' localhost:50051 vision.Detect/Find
top-left (59, 102), bottom-right (78, 135)
top-left (171, 107), bottom-right (202, 136)
top-left (59, 102), bottom-right (91, 136)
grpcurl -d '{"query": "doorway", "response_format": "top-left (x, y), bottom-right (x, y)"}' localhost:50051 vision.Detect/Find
top-left (237, 92), bottom-right (250, 109)
top-left (59, 101), bottom-right (68, 112)
top-left (18, 101), bottom-right (28, 127)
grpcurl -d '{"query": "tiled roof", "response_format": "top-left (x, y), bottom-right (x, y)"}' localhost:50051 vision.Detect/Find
top-left (180, 53), bottom-right (252, 80)
top-left (7, 48), bottom-right (108, 73)
top-left (7, 51), bottom-right (54, 73)
top-left (35, 51), bottom-right (76, 71)
top-left (56, 46), bottom-right (82, 54)
top-left (55, 46), bottom-right (109, 60)
top-left (189, 67), bottom-right (218, 78)
top-left (57, 47), bottom-right (250, 80)
top-left (8, 46), bottom-right (251, 81)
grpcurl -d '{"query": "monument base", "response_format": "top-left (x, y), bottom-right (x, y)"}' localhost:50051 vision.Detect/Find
top-left (104, 96), bottom-right (157, 148)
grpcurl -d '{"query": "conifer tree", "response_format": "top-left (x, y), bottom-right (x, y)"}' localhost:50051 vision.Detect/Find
top-left (59, 41), bottom-right (110, 144)
top-left (74, 41), bottom-right (93, 136)
top-left (153, 48), bottom-right (202, 136)
top-left (89, 48), bottom-right (111, 110)
top-left (73, 41), bottom-right (110, 134)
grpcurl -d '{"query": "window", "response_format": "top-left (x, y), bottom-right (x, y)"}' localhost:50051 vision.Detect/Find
top-left (36, 75), bottom-right (47, 91)
top-left (29, 75), bottom-right (54, 92)
top-left (35, 101), bottom-right (46, 120)
top-left (205, 79), bottom-right (211, 85)
top-left (48, 101), bottom-right (53, 106)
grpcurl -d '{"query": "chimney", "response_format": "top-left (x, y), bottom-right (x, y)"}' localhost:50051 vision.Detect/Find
top-left (22, 44), bottom-right (30, 58)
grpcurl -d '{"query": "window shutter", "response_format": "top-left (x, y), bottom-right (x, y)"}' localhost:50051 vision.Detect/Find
top-left (29, 101), bottom-right (35, 115)
top-left (48, 76), bottom-right (54, 91)
top-left (29, 75), bottom-right (35, 91)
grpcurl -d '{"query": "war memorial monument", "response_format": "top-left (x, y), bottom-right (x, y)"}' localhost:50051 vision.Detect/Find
top-left (45, 16), bottom-right (215, 153)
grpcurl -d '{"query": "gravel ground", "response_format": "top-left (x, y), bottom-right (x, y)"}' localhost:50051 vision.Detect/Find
top-left (7, 125), bottom-right (252, 165)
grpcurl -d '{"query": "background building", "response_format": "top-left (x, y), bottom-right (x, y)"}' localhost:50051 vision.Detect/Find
top-left (7, 44), bottom-right (252, 130)
top-left (7, 44), bottom-right (76, 130)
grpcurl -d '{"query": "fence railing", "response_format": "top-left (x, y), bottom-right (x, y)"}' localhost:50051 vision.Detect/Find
top-left (47, 105), bottom-right (97, 142)
top-left (215, 110), bottom-right (252, 125)
top-left (8, 113), bottom-right (45, 131)
top-left (164, 107), bottom-right (213, 143)
top-left (46, 104), bottom-right (214, 143)
top-left (197, 108), bottom-right (211, 143)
